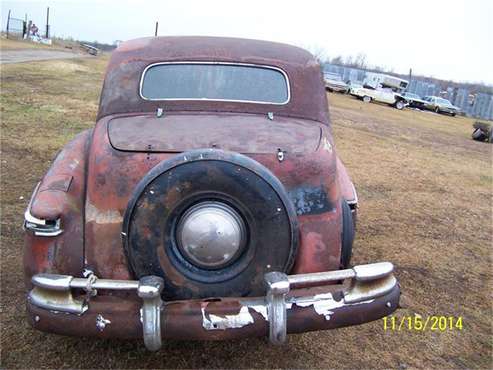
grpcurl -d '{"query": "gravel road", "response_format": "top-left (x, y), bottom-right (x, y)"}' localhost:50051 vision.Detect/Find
top-left (0, 49), bottom-right (89, 64)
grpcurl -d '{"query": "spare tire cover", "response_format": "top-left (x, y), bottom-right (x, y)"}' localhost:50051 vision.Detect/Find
top-left (123, 149), bottom-right (298, 300)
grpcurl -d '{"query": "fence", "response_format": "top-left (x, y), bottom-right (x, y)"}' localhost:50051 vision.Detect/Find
top-left (6, 15), bottom-right (26, 39)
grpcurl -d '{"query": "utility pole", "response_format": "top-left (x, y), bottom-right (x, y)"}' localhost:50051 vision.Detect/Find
top-left (24, 13), bottom-right (28, 38)
top-left (45, 7), bottom-right (50, 38)
top-left (155, 21), bottom-right (158, 36)
top-left (6, 9), bottom-right (11, 38)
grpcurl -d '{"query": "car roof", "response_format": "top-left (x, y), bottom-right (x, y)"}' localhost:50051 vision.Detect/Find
top-left (97, 36), bottom-right (329, 124)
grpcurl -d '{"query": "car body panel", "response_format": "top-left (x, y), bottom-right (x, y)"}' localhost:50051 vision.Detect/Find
top-left (24, 130), bottom-right (92, 288)
top-left (352, 86), bottom-right (405, 106)
top-left (108, 112), bottom-right (322, 154)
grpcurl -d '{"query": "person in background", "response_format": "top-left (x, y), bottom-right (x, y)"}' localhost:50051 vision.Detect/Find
top-left (30, 23), bottom-right (39, 37)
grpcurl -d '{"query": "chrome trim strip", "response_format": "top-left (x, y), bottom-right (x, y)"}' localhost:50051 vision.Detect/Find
top-left (70, 278), bottom-right (140, 290)
top-left (346, 182), bottom-right (359, 206)
top-left (286, 262), bottom-right (393, 287)
top-left (138, 61), bottom-right (291, 105)
top-left (24, 218), bottom-right (63, 237)
top-left (353, 262), bottom-right (393, 281)
top-left (32, 274), bottom-right (74, 291)
top-left (24, 182), bottom-right (45, 225)
top-left (344, 275), bottom-right (397, 304)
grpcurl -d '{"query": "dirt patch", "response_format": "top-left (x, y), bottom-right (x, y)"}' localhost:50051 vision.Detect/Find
top-left (1, 60), bottom-right (492, 369)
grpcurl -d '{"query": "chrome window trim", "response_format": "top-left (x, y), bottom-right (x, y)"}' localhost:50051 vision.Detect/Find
top-left (139, 61), bottom-right (291, 105)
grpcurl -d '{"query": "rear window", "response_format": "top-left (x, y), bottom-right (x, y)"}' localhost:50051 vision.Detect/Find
top-left (140, 63), bottom-right (290, 104)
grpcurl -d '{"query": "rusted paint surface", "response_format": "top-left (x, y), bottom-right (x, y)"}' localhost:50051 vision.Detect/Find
top-left (24, 130), bottom-right (92, 288)
top-left (108, 113), bottom-right (321, 154)
top-left (26, 284), bottom-right (399, 340)
top-left (336, 157), bottom-right (357, 203)
top-left (83, 116), bottom-right (342, 284)
top-left (97, 36), bottom-right (329, 125)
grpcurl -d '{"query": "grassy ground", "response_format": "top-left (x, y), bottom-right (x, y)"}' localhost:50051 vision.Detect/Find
top-left (1, 55), bottom-right (492, 369)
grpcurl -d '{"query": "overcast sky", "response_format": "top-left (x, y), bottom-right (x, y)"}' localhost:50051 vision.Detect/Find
top-left (2, 0), bottom-right (492, 84)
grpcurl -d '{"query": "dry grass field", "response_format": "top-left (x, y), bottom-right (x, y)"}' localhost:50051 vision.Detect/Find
top-left (1, 52), bottom-right (492, 369)
top-left (0, 37), bottom-right (64, 51)
top-left (0, 36), bottom-right (80, 51)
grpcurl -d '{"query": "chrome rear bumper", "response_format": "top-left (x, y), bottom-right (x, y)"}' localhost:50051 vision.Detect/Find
top-left (28, 262), bottom-right (399, 351)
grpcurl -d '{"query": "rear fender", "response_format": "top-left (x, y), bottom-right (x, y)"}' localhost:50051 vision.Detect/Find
top-left (336, 157), bottom-right (358, 210)
top-left (23, 129), bottom-right (93, 288)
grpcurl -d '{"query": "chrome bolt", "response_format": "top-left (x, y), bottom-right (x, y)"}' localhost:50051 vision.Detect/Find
top-left (96, 314), bottom-right (111, 331)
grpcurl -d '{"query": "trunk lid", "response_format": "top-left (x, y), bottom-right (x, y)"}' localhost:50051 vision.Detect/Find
top-left (108, 113), bottom-right (321, 154)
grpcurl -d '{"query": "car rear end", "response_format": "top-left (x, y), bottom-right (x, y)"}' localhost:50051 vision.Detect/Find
top-left (23, 36), bottom-right (400, 350)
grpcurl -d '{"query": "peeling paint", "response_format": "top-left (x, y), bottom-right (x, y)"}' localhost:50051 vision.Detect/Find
top-left (86, 203), bottom-right (123, 224)
top-left (202, 306), bottom-right (254, 330)
top-left (246, 304), bottom-right (268, 321)
top-left (291, 293), bottom-right (374, 321)
top-left (288, 186), bottom-right (334, 215)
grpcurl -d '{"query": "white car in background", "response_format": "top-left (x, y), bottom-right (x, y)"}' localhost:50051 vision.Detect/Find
top-left (323, 72), bottom-right (350, 93)
top-left (351, 86), bottom-right (408, 110)
top-left (347, 81), bottom-right (363, 96)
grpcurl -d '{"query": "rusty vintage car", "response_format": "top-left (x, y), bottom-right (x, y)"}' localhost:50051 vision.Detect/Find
top-left (24, 36), bottom-right (400, 350)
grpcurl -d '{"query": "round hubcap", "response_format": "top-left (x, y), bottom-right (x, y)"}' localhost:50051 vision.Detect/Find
top-left (176, 201), bottom-right (247, 269)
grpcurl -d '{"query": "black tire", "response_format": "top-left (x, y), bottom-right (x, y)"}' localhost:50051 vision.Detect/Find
top-left (395, 100), bottom-right (405, 110)
top-left (340, 199), bottom-right (354, 269)
top-left (435, 106), bottom-right (440, 114)
top-left (123, 149), bottom-right (299, 300)
top-left (363, 96), bottom-right (371, 103)
top-left (472, 128), bottom-right (486, 141)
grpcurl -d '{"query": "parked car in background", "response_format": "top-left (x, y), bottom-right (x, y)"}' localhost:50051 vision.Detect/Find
top-left (23, 36), bottom-right (400, 351)
top-left (402, 92), bottom-right (427, 109)
top-left (347, 80), bottom-right (363, 96)
top-left (323, 72), bottom-right (349, 93)
top-left (423, 96), bottom-right (460, 116)
top-left (351, 85), bottom-right (408, 109)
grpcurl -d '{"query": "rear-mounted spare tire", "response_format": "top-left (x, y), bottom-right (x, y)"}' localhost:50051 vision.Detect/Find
top-left (123, 149), bottom-right (299, 300)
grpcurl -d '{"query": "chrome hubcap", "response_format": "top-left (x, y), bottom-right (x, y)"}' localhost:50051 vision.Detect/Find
top-left (176, 201), bottom-right (246, 269)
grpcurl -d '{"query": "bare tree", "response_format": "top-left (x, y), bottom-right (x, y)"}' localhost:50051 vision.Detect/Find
top-left (344, 55), bottom-right (354, 67)
top-left (354, 53), bottom-right (367, 69)
top-left (331, 55), bottom-right (343, 65)
top-left (309, 45), bottom-right (329, 64)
